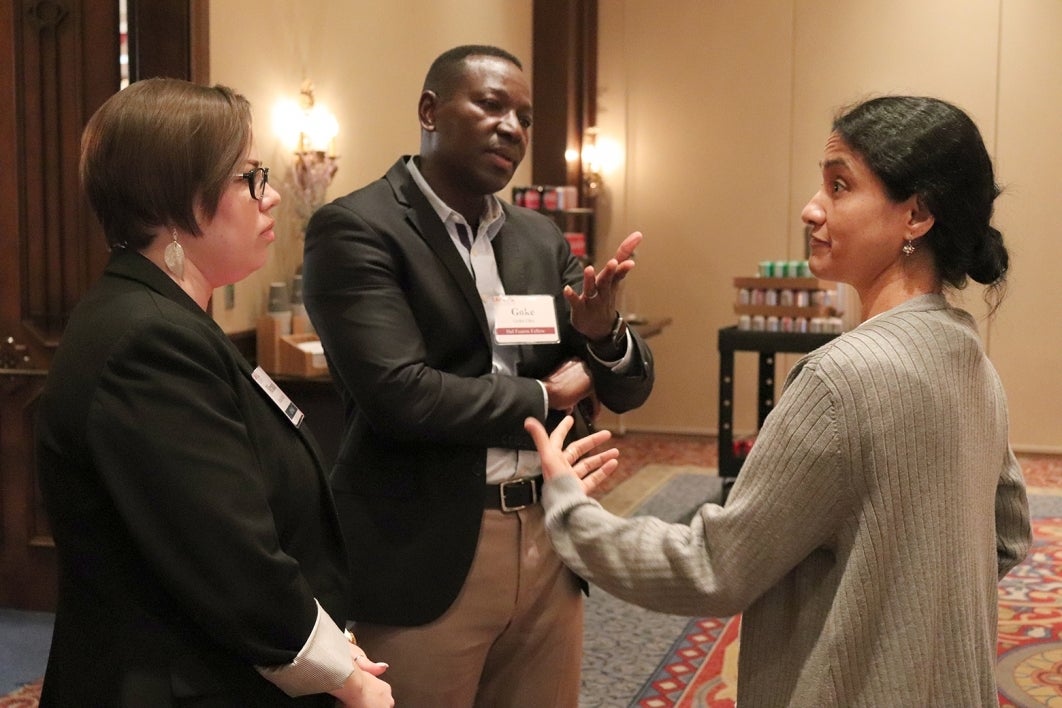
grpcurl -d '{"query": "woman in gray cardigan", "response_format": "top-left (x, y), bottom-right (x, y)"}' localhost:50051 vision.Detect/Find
top-left (526, 96), bottom-right (1031, 707)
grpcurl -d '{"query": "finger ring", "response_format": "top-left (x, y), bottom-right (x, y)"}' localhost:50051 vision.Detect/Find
top-left (354, 654), bottom-right (365, 664)
top-left (586, 291), bottom-right (598, 300)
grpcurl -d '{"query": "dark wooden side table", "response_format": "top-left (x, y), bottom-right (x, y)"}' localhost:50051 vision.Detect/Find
top-left (717, 326), bottom-right (838, 495)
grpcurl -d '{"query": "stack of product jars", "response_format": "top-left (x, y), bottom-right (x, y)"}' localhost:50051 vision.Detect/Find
top-left (733, 260), bottom-right (844, 333)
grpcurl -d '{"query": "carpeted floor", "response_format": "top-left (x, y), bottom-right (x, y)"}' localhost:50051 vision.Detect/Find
top-left (579, 464), bottom-right (723, 707)
top-left (0, 609), bottom-right (51, 699)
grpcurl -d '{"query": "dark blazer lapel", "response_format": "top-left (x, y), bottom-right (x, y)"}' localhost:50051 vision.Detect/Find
top-left (493, 214), bottom-right (530, 296)
top-left (384, 160), bottom-right (491, 343)
top-left (494, 210), bottom-right (549, 371)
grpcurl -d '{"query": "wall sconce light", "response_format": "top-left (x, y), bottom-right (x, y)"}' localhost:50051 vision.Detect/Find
top-left (581, 127), bottom-right (603, 198)
top-left (273, 80), bottom-right (340, 233)
top-left (575, 127), bottom-right (622, 200)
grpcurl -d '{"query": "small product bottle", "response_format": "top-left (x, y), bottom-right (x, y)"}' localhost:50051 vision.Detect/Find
top-left (523, 186), bottom-right (542, 210)
top-left (290, 274), bottom-right (313, 335)
top-left (267, 282), bottom-right (292, 336)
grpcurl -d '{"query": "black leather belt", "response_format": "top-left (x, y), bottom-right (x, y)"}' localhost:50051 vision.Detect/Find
top-left (485, 476), bottom-right (543, 512)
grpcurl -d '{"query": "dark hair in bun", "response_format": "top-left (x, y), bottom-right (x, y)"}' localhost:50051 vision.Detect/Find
top-left (833, 96), bottom-right (1008, 312)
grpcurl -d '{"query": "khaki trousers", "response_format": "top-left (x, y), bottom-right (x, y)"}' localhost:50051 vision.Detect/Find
top-left (353, 504), bottom-right (583, 708)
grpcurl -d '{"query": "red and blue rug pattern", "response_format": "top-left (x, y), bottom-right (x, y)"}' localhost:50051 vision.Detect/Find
top-left (633, 615), bottom-right (740, 708)
top-left (998, 515), bottom-right (1062, 706)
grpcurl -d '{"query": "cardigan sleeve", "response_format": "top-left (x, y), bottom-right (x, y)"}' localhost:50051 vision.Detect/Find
top-left (995, 448), bottom-right (1031, 579)
top-left (543, 361), bottom-right (850, 617)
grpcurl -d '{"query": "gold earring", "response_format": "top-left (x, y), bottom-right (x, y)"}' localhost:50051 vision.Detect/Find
top-left (164, 228), bottom-right (185, 278)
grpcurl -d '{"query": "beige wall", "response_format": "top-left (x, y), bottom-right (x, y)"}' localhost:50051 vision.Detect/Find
top-left (597, 0), bottom-right (1062, 452)
top-left (209, 0), bottom-right (1060, 452)
top-left (207, 0), bottom-right (533, 332)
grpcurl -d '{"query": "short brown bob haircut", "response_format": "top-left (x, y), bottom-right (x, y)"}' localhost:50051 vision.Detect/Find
top-left (80, 77), bottom-right (253, 251)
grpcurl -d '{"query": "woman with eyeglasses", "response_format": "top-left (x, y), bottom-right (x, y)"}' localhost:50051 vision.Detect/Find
top-left (35, 78), bottom-right (392, 707)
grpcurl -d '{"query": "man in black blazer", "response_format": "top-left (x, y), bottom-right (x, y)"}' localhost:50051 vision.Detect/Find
top-left (303, 44), bottom-right (654, 707)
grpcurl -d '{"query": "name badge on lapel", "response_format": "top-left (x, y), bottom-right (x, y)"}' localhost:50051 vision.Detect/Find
top-left (493, 295), bottom-right (560, 345)
top-left (251, 367), bottom-right (305, 428)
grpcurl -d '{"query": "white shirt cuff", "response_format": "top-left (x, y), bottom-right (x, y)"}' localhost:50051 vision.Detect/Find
top-left (255, 600), bottom-right (353, 697)
top-left (537, 380), bottom-right (549, 417)
top-left (586, 328), bottom-right (635, 371)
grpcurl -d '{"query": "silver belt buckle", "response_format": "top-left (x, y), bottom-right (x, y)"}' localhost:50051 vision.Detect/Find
top-left (499, 478), bottom-right (537, 512)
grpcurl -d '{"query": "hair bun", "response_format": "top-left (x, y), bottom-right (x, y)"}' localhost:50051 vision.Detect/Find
top-left (967, 226), bottom-right (1008, 285)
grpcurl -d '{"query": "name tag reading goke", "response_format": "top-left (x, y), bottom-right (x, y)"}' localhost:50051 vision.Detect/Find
top-left (251, 366), bottom-right (305, 428)
top-left (493, 295), bottom-right (560, 345)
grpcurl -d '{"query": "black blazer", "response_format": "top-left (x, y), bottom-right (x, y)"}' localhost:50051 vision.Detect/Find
top-left (303, 157), bottom-right (654, 626)
top-left (35, 251), bottom-right (349, 707)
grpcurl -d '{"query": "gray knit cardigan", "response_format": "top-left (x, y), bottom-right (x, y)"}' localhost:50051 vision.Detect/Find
top-left (544, 294), bottom-right (1031, 707)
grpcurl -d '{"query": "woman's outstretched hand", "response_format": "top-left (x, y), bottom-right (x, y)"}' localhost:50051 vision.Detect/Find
top-left (524, 415), bottom-right (620, 495)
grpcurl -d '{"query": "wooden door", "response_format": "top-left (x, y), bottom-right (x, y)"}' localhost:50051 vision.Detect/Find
top-left (0, 0), bottom-right (206, 611)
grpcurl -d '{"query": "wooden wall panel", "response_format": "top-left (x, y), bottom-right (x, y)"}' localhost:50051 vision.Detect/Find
top-left (1, 0), bottom-right (207, 611)
top-left (531, 0), bottom-right (597, 196)
top-left (19, 1), bottom-right (116, 348)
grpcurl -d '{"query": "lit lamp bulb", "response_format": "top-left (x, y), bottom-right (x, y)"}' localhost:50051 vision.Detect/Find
top-left (580, 127), bottom-right (622, 199)
top-left (272, 80), bottom-right (340, 232)
top-left (582, 127), bottom-right (602, 198)
top-left (300, 102), bottom-right (339, 154)
top-left (272, 82), bottom-right (339, 155)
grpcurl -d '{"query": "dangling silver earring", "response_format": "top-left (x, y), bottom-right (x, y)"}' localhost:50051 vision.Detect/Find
top-left (164, 228), bottom-right (185, 279)
top-left (902, 239), bottom-right (916, 256)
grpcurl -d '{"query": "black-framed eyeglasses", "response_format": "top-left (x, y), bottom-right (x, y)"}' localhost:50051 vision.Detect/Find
top-left (234, 166), bottom-right (269, 201)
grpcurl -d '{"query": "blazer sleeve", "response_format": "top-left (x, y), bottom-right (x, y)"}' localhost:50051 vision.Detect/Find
top-left (303, 200), bottom-right (546, 447)
top-left (583, 329), bottom-right (655, 415)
